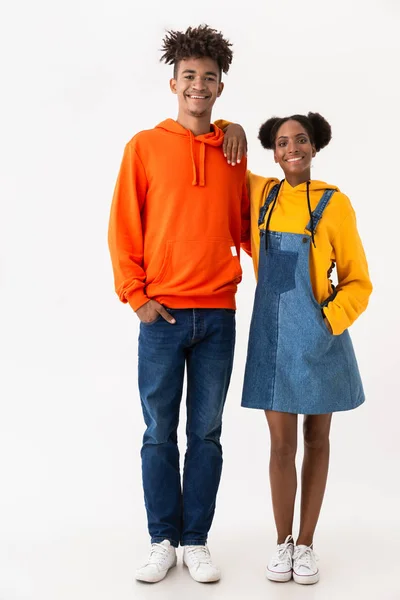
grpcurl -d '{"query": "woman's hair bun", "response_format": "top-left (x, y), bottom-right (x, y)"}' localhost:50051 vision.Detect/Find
top-left (259, 112), bottom-right (332, 152)
top-left (258, 117), bottom-right (281, 149)
top-left (307, 112), bottom-right (332, 151)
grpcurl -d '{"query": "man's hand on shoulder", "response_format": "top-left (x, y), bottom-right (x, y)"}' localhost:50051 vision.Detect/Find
top-left (223, 124), bottom-right (247, 167)
top-left (136, 299), bottom-right (176, 324)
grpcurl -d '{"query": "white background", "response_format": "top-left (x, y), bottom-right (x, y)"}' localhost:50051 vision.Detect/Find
top-left (1, 0), bottom-right (399, 598)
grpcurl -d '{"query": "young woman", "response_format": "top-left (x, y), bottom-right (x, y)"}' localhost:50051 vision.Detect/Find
top-left (222, 113), bottom-right (372, 584)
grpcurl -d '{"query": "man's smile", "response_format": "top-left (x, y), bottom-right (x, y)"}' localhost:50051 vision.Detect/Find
top-left (186, 94), bottom-right (210, 99)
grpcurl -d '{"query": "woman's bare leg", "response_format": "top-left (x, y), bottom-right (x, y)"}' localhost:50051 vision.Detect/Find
top-left (297, 414), bottom-right (332, 546)
top-left (265, 410), bottom-right (298, 543)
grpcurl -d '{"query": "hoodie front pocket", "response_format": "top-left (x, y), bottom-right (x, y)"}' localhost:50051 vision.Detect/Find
top-left (151, 238), bottom-right (242, 293)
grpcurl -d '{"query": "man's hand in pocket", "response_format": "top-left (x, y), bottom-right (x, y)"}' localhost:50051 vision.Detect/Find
top-left (136, 300), bottom-right (176, 324)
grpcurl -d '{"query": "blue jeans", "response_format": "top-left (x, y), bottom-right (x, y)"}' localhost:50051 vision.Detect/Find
top-left (138, 308), bottom-right (236, 547)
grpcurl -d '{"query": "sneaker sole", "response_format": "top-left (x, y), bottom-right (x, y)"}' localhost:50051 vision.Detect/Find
top-left (183, 561), bottom-right (221, 583)
top-left (266, 569), bottom-right (292, 583)
top-left (135, 558), bottom-right (177, 583)
top-left (293, 570), bottom-right (319, 585)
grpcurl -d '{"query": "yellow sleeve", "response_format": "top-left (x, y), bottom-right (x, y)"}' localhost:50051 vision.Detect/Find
top-left (214, 119), bottom-right (232, 131)
top-left (323, 208), bottom-right (372, 335)
top-left (247, 172), bottom-right (280, 279)
top-left (240, 169), bottom-right (252, 256)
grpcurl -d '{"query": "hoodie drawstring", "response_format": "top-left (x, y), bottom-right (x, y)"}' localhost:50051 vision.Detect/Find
top-left (189, 132), bottom-right (197, 186)
top-left (155, 120), bottom-right (223, 187)
top-left (189, 132), bottom-right (206, 187)
top-left (199, 142), bottom-right (205, 187)
top-left (265, 180), bottom-right (318, 250)
top-left (306, 180), bottom-right (316, 248)
top-left (265, 179), bottom-right (284, 251)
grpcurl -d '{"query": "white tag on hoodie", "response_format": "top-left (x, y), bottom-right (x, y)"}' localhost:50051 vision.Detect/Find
top-left (231, 246), bottom-right (237, 257)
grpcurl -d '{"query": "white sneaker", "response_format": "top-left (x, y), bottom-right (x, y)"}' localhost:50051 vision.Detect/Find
top-left (292, 544), bottom-right (319, 585)
top-left (183, 544), bottom-right (221, 583)
top-left (135, 540), bottom-right (177, 583)
top-left (266, 535), bottom-right (294, 582)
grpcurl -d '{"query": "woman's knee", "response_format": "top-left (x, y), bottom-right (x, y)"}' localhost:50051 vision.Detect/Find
top-left (266, 411), bottom-right (298, 461)
top-left (270, 438), bottom-right (297, 461)
top-left (303, 415), bottom-right (331, 450)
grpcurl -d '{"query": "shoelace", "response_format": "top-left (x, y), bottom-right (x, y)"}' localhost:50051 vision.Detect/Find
top-left (148, 543), bottom-right (170, 564)
top-left (186, 546), bottom-right (212, 564)
top-left (272, 536), bottom-right (293, 566)
top-left (293, 546), bottom-right (318, 569)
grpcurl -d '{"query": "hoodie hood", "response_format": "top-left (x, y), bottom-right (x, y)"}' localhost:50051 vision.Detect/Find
top-left (264, 179), bottom-right (341, 250)
top-left (283, 179), bottom-right (340, 195)
top-left (155, 119), bottom-right (224, 186)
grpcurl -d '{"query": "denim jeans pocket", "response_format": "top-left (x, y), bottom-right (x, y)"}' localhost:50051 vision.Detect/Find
top-left (140, 314), bottom-right (162, 326)
top-left (265, 249), bottom-right (298, 294)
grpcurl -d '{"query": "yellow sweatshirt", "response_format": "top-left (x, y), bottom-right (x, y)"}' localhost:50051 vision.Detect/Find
top-left (247, 174), bottom-right (372, 335)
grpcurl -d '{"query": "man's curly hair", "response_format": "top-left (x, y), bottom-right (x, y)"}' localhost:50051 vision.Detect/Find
top-left (160, 24), bottom-right (233, 78)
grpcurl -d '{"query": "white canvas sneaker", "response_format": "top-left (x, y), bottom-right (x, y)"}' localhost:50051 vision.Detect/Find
top-left (266, 535), bottom-right (294, 582)
top-left (135, 540), bottom-right (177, 583)
top-left (183, 544), bottom-right (221, 583)
top-left (292, 544), bottom-right (319, 585)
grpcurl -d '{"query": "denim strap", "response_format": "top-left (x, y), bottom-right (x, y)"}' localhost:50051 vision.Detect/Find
top-left (305, 189), bottom-right (336, 233)
top-left (258, 184), bottom-right (280, 227)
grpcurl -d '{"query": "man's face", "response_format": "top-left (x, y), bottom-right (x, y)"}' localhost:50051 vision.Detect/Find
top-left (170, 57), bottom-right (224, 119)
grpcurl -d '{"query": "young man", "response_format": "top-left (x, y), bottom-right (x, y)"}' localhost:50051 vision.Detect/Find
top-left (108, 25), bottom-right (249, 584)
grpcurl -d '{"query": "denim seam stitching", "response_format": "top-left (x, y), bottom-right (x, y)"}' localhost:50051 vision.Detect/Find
top-left (270, 293), bottom-right (280, 410)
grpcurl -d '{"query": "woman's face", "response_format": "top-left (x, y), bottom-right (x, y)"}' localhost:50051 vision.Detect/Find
top-left (273, 119), bottom-right (316, 182)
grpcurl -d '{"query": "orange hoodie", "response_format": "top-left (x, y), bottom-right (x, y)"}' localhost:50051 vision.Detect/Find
top-left (108, 119), bottom-right (249, 311)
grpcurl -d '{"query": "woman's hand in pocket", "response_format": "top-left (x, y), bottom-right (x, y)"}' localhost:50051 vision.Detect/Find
top-left (323, 315), bottom-right (333, 334)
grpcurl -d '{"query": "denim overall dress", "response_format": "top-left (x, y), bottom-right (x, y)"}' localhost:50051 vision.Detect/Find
top-left (241, 185), bottom-right (365, 414)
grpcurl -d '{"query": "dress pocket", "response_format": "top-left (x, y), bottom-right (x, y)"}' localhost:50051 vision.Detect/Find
top-left (265, 249), bottom-right (298, 294)
top-left (317, 309), bottom-right (333, 338)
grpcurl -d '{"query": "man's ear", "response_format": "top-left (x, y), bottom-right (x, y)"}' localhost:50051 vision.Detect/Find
top-left (170, 78), bottom-right (177, 94)
top-left (217, 82), bottom-right (224, 97)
